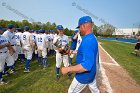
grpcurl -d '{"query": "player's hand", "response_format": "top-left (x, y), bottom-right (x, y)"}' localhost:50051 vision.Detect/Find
top-left (57, 48), bottom-right (62, 52)
top-left (5, 43), bottom-right (10, 47)
top-left (61, 67), bottom-right (69, 75)
top-left (73, 50), bottom-right (77, 54)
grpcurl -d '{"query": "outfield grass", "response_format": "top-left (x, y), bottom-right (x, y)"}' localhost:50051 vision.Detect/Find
top-left (0, 56), bottom-right (74, 93)
top-left (100, 40), bottom-right (140, 85)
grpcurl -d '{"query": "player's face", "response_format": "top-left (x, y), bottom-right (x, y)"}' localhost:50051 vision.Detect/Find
top-left (11, 28), bottom-right (15, 32)
top-left (79, 24), bottom-right (85, 35)
top-left (58, 30), bottom-right (64, 36)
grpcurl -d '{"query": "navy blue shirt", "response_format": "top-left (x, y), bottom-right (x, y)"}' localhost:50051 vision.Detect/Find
top-left (75, 33), bottom-right (99, 84)
top-left (70, 34), bottom-right (77, 50)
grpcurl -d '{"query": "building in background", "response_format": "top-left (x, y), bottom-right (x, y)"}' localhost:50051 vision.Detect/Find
top-left (113, 28), bottom-right (140, 36)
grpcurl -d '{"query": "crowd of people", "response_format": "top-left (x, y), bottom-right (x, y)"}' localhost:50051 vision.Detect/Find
top-left (0, 16), bottom-right (100, 93)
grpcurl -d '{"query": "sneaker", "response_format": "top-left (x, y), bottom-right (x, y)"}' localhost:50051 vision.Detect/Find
top-left (0, 79), bottom-right (9, 85)
top-left (2, 72), bottom-right (10, 77)
top-left (10, 70), bottom-right (18, 74)
top-left (24, 69), bottom-right (30, 73)
top-left (56, 75), bottom-right (60, 81)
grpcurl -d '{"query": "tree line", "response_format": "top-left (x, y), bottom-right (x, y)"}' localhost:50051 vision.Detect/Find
top-left (0, 19), bottom-right (116, 36)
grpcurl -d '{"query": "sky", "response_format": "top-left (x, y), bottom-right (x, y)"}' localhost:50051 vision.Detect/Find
top-left (0, 0), bottom-right (140, 30)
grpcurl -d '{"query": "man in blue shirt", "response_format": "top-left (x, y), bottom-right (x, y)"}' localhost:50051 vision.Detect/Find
top-left (69, 30), bottom-right (79, 65)
top-left (61, 16), bottom-right (100, 93)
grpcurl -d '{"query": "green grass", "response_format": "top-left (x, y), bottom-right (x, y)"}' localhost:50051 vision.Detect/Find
top-left (100, 40), bottom-right (140, 85)
top-left (0, 56), bottom-right (74, 93)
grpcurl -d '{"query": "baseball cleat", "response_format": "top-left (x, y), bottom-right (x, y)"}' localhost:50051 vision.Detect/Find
top-left (0, 79), bottom-right (9, 85)
top-left (56, 75), bottom-right (60, 81)
top-left (10, 70), bottom-right (18, 74)
top-left (24, 69), bottom-right (30, 73)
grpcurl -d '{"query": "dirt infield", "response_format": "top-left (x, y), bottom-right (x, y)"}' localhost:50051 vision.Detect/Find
top-left (99, 44), bottom-right (140, 93)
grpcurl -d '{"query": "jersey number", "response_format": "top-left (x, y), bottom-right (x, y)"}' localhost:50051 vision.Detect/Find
top-left (38, 38), bottom-right (42, 42)
top-left (23, 35), bottom-right (26, 40)
top-left (15, 35), bottom-right (19, 39)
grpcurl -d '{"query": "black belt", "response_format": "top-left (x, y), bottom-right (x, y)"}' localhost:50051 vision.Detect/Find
top-left (0, 51), bottom-right (7, 53)
top-left (11, 44), bottom-right (16, 46)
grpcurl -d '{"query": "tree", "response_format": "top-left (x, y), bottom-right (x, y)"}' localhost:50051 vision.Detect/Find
top-left (98, 24), bottom-right (115, 36)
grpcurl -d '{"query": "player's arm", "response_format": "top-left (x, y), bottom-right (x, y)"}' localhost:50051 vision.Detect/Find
top-left (0, 43), bottom-right (10, 49)
top-left (53, 37), bottom-right (61, 51)
top-left (61, 64), bottom-right (87, 74)
top-left (45, 37), bottom-right (49, 48)
top-left (73, 32), bottom-right (79, 40)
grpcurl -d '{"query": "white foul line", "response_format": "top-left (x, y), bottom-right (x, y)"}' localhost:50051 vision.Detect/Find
top-left (99, 44), bottom-right (120, 66)
top-left (99, 56), bottom-right (113, 93)
top-left (102, 62), bottom-right (120, 66)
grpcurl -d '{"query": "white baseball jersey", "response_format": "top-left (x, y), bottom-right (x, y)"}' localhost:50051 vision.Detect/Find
top-left (49, 34), bottom-right (54, 40)
top-left (21, 31), bottom-right (33, 47)
top-left (53, 34), bottom-right (69, 52)
top-left (47, 34), bottom-right (51, 41)
top-left (76, 33), bottom-right (82, 50)
top-left (3, 30), bottom-right (16, 45)
top-left (30, 33), bottom-right (36, 42)
top-left (15, 32), bottom-right (22, 46)
top-left (36, 33), bottom-right (48, 50)
top-left (0, 35), bottom-right (8, 52)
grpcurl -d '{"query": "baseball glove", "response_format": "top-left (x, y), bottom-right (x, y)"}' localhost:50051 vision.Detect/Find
top-left (59, 44), bottom-right (70, 55)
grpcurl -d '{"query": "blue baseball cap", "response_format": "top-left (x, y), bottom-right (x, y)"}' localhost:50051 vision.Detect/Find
top-left (40, 29), bottom-right (45, 33)
top-left (8, 24), bottom-right (14, 29)
top-left (30, 30), bottom-right (34, 33)
top-left (35, 30), bottom-right (39, 33)
top-left (57, 25), bottom-right (64, 30)
top-left (24, 26), bottom-right (30, 31)
top-left (77, 16), bottom-right (92, 28)
top-left (74, 30), bottom-right (79, 34)
top-left (16, 28), bottom-right (22, 31)
top-left (0, 26), bottom-right (3, 31)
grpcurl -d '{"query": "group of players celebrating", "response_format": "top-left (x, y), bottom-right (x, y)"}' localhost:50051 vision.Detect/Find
top-left (0, 24), bottom-right (81, 84)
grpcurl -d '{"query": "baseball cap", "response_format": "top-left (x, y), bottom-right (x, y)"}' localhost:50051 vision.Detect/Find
top-left (40, 29), bottom-right (45, 33)
top-left (77, 16), bottom-right (92, 28)
top-left (30, 30), bottom-right (34, 33)
top-left (16, 28), bottom-right (22, 31)
top-left (24, 26), bottom-right (30, 31)
top-left (57, 25), bottom-right (64, 30)
top-left (74, 30), bottom-right (79, 34)
top-left (8, 24), bottom-right (14, 29)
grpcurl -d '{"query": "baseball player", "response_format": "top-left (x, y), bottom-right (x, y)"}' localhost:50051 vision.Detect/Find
top-left (61, 16), bottom-right (100, 93)
top-left (29, 30), bottom-right (37, 60)
top-left (47, 30), bottom-right (54, 55)
top-left (33, 30), bottom-right (39, 59)
top-left (35, 29), bottom-right (48, 68)
top-left (21, 26), bottom-right (35, 72)
top-left (0, 26), bottom-right (15, 84)
top-left (69, 30), bottom-right (82, 65)
top-left (46, 30), bottom-right (50, 55)
top-left (3, 24), bottom-right (17, 74)
top-left (15, 28), bottom-right (24, 62)
top-left (53, 25), bottom-right (71, 80)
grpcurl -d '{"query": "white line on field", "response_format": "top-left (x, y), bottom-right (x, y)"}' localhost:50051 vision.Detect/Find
top-left (99, 44), bottom-right (120, 66)
top-left (102, 62), bottom-right (120, 66)
top-left (99, 56), bottom-right (113, 93)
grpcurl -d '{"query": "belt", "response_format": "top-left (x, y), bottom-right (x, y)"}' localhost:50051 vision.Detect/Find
top-left (0, 51), bottom-right (7, 53)
top-left (11, 44), bottom-right (16, 46)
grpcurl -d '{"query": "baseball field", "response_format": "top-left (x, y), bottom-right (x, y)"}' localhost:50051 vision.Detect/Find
top-left (0, 40), bottom-right (140, 93)
top-left (0, 56), bottom-right (74, 93)
top-left (100, 40), bottom-right (140, 85)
